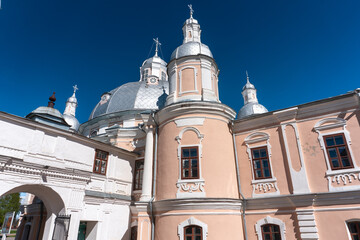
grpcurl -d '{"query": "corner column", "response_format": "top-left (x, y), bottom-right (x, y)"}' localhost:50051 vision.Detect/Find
top-left (140, 125), bottom-right (154, 202)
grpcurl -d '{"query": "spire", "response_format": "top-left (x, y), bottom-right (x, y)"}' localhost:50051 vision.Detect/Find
top-left (188, 4), bottom-right (194, 19)
top-left (47, 92), bottom-right (56, 108)
top-left (243, 71), bottom-right (255, 90)
top-left (153, 37), bottom-right (161, 57)
top-left (182, 4), bottom-right (201, 43)
top-left (64, 85), bottom-right (78, 116)
top-left (241, 72), bottom-right (257, 104)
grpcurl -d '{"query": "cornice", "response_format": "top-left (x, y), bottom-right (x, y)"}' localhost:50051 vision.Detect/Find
top-left (246, 190), bottom-right (360, 210)
top-left (156, 101), bottom-right (236, 125)
top-left (233, 91), bottom-right (359, 133)
top-left (153, 198), bottom-right (242, 212)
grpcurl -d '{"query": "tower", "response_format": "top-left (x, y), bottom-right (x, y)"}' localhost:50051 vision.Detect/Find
top-left (63, 85), bottom-right (80, 131)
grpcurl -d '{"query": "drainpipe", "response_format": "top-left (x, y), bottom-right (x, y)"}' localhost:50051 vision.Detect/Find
top-left (231, 122), bottom-right (248, 240)
top-left (150, 112), bottom-right (159, 240)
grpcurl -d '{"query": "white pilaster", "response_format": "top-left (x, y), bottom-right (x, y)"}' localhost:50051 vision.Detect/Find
top-left (140, 126), bottom-right (154, 202)
top-left (296, 210), bottom-right (319, 240)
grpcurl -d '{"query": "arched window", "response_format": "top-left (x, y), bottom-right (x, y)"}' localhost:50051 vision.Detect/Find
top-left (261, 224), bottom-right (281, 240)
top-left (184, 225), bottom-right (202, 240)
top-left (348, 221), bottom-right (360, 240)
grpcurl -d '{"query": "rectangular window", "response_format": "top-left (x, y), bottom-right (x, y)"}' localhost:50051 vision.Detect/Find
top-left (161, 72), bottom-right (166, 81)
top-left (93, 150), bottom-right (108, 175)
top-left (323, 133), bottom-right (353, 170)
top-left (133, 159), bottom-right (144, 190)
top-left (181, 147), bottom-right (199, 179)
top-left (251, 147), bottom-right (272, 180)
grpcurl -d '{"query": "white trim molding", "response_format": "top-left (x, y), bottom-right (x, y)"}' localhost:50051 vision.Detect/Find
top-left (179, 66), bottom-right (198, 95)
top-left (280, 122), bottom-right (310, 194)
top-left (255, 216), bottom-right (286, 240)
top-left (296, 210), bottom-right (319, 240)
top-left (178, 217), bottom-right (208, 240)
top-left (314, 118), bottom-right (360, 192)
top-left (175, 127), bottom-right (205, 198)
top-left (244, 132), bottom-right (280, 198)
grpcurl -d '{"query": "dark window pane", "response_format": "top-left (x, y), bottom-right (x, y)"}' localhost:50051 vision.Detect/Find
top-left (254, 160), bottom-right (261, 169)
top-left (183, 149), bottom-right (190, 157)
top-left (256, 170), bottom-right (262, 178)
top-left (186, 237), bottom-right (192, 240)
top-left (195, 227), bottom-right (201, 234)
top-left (354, 236), bottom-right (359, 240)
top-left (349, 223), bottom-right (357, 233)
top-left (260, 149), bottom-right (267, 157)
top-left (328, 148), bottom-right (338, 158)
top-left (342, 157), bottom-right (351, 167)
top-left (195, 236), bottom-right (201, 240)
top-left (326, 137), bottom-right (335, 146)
top-left (190, 148), bottom-right (197, 157)
top-left (253, 150), bottom-right (260, 159)
top-left (331, 159), bottom-right (340, 168)
top-left (192, 169), bottom-right (198, 178)
top-left (183, 170), bottom-right (189, 178)
top-left (262, 225), bottom-right (270, 232)
top-left (338, 147), bottom-right (348, 157)
top-left (274, 233), bottom-right (281, 240)
top-left (262, 160), bottom-right (269, 167)
top-left (183, 160), bottom-right (189, 168)
top-left (185, 227), bottom-right (192, 234)
top-left (264, 234), bottom-right (271, 240)
top-left (272, 225), bottom-right (280, 232)
top-left (101, 161), bottom-right (106, 173)
top-left (192, 159), bottom-right (198, 167)
top-left (334, 135), bottom-right (344, 145)
top-left (264, 169), bottom-right (270, 177)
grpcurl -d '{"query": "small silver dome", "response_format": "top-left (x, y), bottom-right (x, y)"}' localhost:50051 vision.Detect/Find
top-left (63, 114), bottom-right (80, 131)
top-left (89, 80), bottom-right (169, 120)
top-left (170, 41), bottom-right (213, 60)
top-left (30, 106), bottom-right (63, 118)
top-left (141, 56), bottom-right (167, 69)
top-left (238, 102), bottom-right (268, 119)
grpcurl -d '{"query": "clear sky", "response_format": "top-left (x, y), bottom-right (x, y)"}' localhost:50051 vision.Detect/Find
top-left (0, 0), bottom-right (359, 123)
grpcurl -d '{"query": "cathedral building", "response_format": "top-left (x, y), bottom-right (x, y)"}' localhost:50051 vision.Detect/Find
top-left (0, 6), bottom-right (360, 240)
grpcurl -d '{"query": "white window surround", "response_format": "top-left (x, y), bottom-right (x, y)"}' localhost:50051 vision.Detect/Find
top-left (178, 217), bottom-right (208, 240)
top-left (314, 118), bottom-right (358, 176)
top-left (345, 219), bottom-right (360, 240)
top-left (255, 216), bottom-right (286, 240)
top-left (178, 66), bottom-right (198, 95)
top-left (244, 132), bottom-right (279, 197)
top-left (175, 127), bottom-right (205, 198)
top-left (314, 118), bottom-right (360, 192)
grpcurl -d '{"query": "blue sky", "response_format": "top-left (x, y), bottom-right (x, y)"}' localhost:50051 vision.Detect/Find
top-left (0, 0), bottom-right (359, 123)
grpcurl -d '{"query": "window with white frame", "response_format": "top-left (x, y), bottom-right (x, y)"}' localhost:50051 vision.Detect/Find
top-left (347, 221), bottom-right (360, 240)
top-left (255, 216), bottom-right (286, 240)
top-left (178, 217), bottom-right (207, 240)
top-left (314, 118), bottom-right (358, 175)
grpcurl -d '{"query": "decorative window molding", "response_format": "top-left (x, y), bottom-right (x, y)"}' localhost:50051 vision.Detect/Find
top-left (255, 216), bottom-right (286, 240)
top-left (314, 118), bottom-right (360, 192)
top-left (133, 159), bottom-right (144, 191)
top-left (245, 132), bottom-right (279, 197)
top-left (179, 66), bottom-right (198, 95)
top-left (178, 217), bottom-right (208, 240)
top-left (175, 127), bottom-right (205, 198)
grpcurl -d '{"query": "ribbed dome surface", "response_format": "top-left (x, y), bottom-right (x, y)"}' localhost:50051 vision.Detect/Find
top-left (170, 41), bottom-right (213, 60)
top-left (237, 103), bottom-right (268, 119)
top-left (89, 80), bottom-right (169, 120)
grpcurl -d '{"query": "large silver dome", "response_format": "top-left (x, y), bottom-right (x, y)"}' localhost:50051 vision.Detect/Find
top-left (89, 80), bottom-right (169, 120)
top-left (170, 41), bottom-right (213, 60)
top-left (238, 102), bottom-right (268, 119)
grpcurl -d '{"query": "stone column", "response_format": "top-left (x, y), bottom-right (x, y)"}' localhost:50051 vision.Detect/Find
top-left (140, 126), bottom-right (154, 202)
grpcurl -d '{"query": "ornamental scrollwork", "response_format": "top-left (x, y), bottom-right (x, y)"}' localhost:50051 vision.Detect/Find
top-left (176, 181), bottom-right (205, 193)
top-left (254, 182), bottom-right (277, 193)
top-left (332, 173), bottom-right (358, 185)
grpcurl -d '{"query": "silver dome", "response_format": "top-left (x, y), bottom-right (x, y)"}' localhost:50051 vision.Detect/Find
top-left (170, 41), bottom-right (213, 60)
top-left (141, 56), bottom-right (167, 68)
top-left (63, 114), bottom-right (80, 131)
top-left (89, 80), bottom-right (169, 120)
top-left (238, 102), bottom-right (268, 119)
top-left (30, 106), bottom-right (63, 118)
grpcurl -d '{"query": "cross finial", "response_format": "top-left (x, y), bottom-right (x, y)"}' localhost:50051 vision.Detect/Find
top-left (153, 37), bottom-right (161, 57)
top-left (188, 4), bottom-right (194, 18)
top-left (246, 71), bottom-right (250, 83)
top-left (73, 85), bottom-right (78, 94)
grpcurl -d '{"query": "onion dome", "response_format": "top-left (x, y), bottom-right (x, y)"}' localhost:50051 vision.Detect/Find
top-left (89, 39), bottom-right (169, 120)
top-left (238, 73), bottom-right (268, 119)
top-left (63, 85), bottom-right (80, 131)
top-left (170, 4), bottom-right (213, 61)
